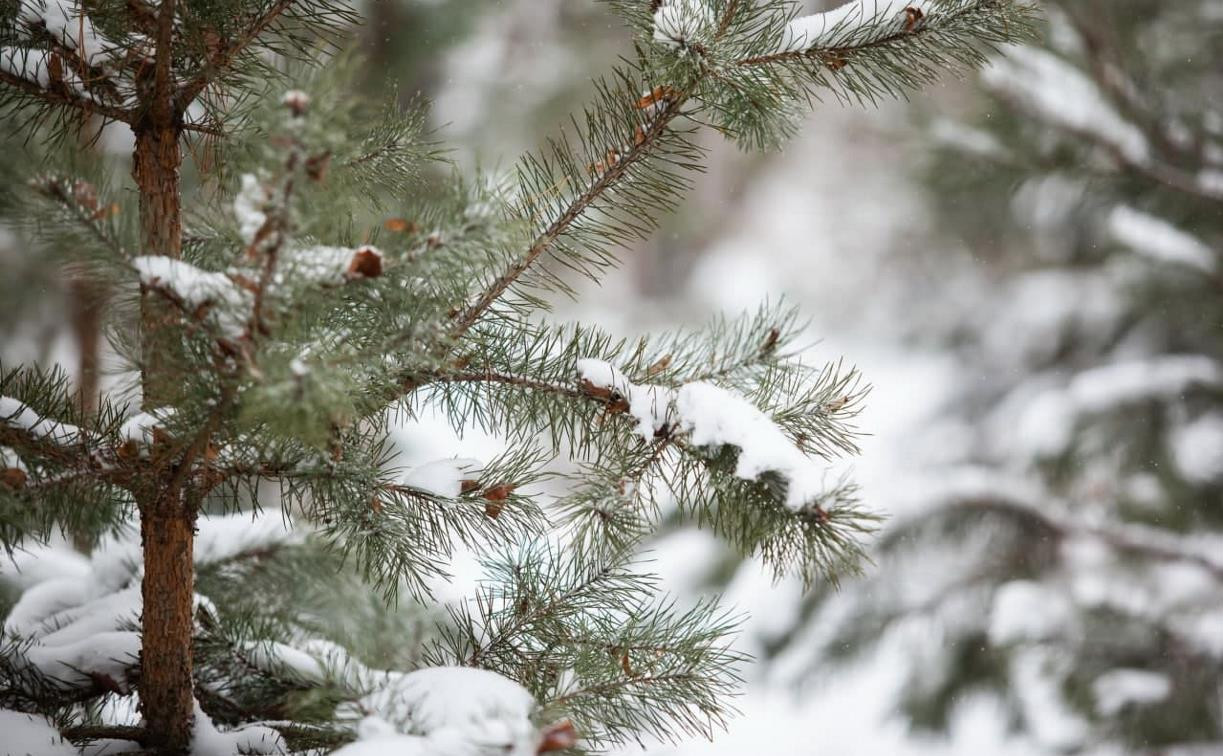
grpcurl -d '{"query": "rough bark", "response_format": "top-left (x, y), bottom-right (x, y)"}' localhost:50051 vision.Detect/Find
top-left (136, 497), bottom-right (196, 754)
top-left (134, 124), bottom-right (196, 753)
top-left (68, 268), bottom-right (105, 553)
top-left (133, 0), bottom-right (195, 748)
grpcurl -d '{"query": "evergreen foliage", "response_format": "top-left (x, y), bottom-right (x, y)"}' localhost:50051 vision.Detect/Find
top-left (797, 2), bottom-right (1223, 752)
top-left (0, 0), bottom-right (1034, 752)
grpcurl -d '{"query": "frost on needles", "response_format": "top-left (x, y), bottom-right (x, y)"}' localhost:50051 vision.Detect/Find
top-left (0, 0), bottom-right (1035, 753)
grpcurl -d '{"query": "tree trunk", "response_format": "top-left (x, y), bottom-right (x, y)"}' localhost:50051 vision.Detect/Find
top-left (134, 100), bottom-right (195, 752)
top-left (137, 497), bottom-right (196, 754)
top-left (68, 269), bottom-right (105, 553)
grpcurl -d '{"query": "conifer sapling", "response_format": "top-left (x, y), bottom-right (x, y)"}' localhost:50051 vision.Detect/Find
top-left (0, 0), bottom-right (1035, 753)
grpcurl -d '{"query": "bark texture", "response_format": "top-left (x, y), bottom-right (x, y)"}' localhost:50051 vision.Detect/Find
top-left (137, 498), bottom-right (196, 754)
top-left (133, 0), bottom-right (195, 746)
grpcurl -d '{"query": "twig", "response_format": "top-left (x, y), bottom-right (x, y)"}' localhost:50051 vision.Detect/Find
top-left (448, 94), bottom-right (691, 341)
top-left (174, 0), bottom-right (298, 113)
top-left (0, 69), bottom-right (132, 124)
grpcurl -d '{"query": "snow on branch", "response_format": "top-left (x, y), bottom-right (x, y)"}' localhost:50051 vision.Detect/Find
top-left (1107, 205), bottom-right (1217, 275)
top-left (0, 396), bottom-right (83, 447)
top-left (237, 646), bottom-right (575, 755)
top-left (576, 358), bottom-right (830, 511)
top-left (399, 458), bottom-right (482, 499)
top-left (132, 245), bottom-right (383, 342)
top-left (192, 700), bottom-right (287, 756)
top-left (1012, 356), bottom-right (1223, 457)
top-left (132, 256), bottom-right (252, 339)
top-left (982, 45), bottom-right (1149, 164)
top-left (340, 666), bottom-right (545, 754)
top-left (17, 0), bottom-right (118, 65)
top-left (774, 0), bottom-right (933, 53)
top-left (1, 511), bottom-right (302, 700)
top-left (903, 469), bottom-right (1223, 582)
top-left (0, 709), bottom-right (76, 756)
top-left (0, 0), bottom-right (133, 125)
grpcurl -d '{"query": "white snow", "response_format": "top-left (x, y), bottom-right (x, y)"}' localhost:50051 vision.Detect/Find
top-left (0, 445), bottom-right (26, 473)
top-left (241, 640), bottom-right (328, 684)
top-left (357, 665), bottom-right (534, 732)
top-left (1199, 168), bottom-right (1223, 197)
top-left (577, 357), bottom-right (675, 441)
top-left (192, 700), bottom-right (287, 756)
top-left (132, 256), bottom-right (250, 337)
top-left (777, 0), bottom-right (932, 53)
top-left (1013, 356), bottom-right (1223, 457)
top-left (1010, 649), bottom-right (1089, 750)
top-left (332, 728), bottom-right (465, 756)
top-left (193, 511), bottom-right (302, 565)
top-left (1107, 205), bottom-right (1216, 274)
top-left (576, 359), bottom-right (829, 510)
top-left (234, 174), bottom-right (269, 245)
top-left (988, 580), bottom-right (1075, 645)
top-left (929, 118), bottom-right (1009, 159)
top-left (25, 631), bottom-right (142, 692)
top-left (280, 90), bottom-right (310, 110)
top-left (4, 578), bottom-right (90, 637)
top-left (0, 396), bottom-right (83, 445)
top-left (342, 665), bottom-right (543, 753)
top-left (1170, 413), bottom-right (1223, 484)
top-left (283, 245), bottom-right (381, 285)
top-left (982, 45), bottom-right (1149, 165)
top-left (576, 358), bottom-right (633, 398)
top-left (401, 458), bottom-right (482, 498)
top-left (652, 0), bottom-right (716, 48)
top-left (0, 540), bottom-right (90, 590)
top-left (17, 0), bottom-right (117, 65)
top-left (0, 46), bottom-right (50, 87)
top-left (0, 709), bottom-right (77, 756)
top-left (1092, 669), bottom-right (1171, 715)
top-left (119, 407), bottom-right (176, 447)
top-left (1, 512), bottom-right (302, 697)
top-left (676, 381), bottom-right (827, 510)
top-left (1170, 609), bottom-right (1223, 659)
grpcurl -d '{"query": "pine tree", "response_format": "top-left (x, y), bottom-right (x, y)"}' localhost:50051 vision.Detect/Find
top-left (0, 1), bottom-right (1033, 753)
top-left (808, 1), bottom-right (1223, 751)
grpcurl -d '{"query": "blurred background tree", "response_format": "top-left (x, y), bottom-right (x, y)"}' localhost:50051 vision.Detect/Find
top-left (778, 1), bottom-right (1223, 753)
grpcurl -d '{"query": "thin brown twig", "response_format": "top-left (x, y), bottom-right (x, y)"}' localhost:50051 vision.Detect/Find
top-left (0, 69), bottom-right (132, 124)
top-left (447, 93), bottom-right (691, 342)
top-left (174, 0), bottom-right (297, 113)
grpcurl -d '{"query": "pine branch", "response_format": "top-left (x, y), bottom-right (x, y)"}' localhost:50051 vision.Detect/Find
top-left (174, 0), bottom-right (298, 114)
top-left (449, 93), bottom-right (691, 340)
top-left (0, 424), bottom-right (125, 488)
top-left (934, 495), bottom-right (1223, 582)
top-left (732, 0), bottom-right (1038, 103)
top-left (427, 369), bottom-right (594, 404)
top-left (0, 68), bottom-right (132, 124)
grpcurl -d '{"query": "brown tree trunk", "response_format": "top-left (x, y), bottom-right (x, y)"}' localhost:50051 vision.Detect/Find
top-left (134, 120), bottom-right (196, 754)
top-left (68, 269), bottom-right (105, 553)
top-left (137, 496), bottom-right (196, 754)
top-left (69, 274), bottom-right (104, 416)
top-left (133, 0), bottom-right (195, 740)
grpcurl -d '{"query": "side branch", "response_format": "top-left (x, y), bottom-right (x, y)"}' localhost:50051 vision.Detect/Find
top-left (735, 27), bottom-right (918, 68)
top-left (946, 495), bottom-right (1223, 582)
top-left (0, 69), bottom-right (132, 124)
top-left (448, 94), bottom-right (691, 340)
top-left (425, 370), bottom-right (592, 403)
top-left (173, 0), bottom-right (297, 112)
top-left (0, 425), bottom-right (128, 488)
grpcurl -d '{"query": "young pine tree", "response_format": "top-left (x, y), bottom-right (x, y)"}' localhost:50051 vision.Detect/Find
top-left (812, 1), bottom-right (1223, 752)
top-left (0, 1), bottom-right (1032, 753)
